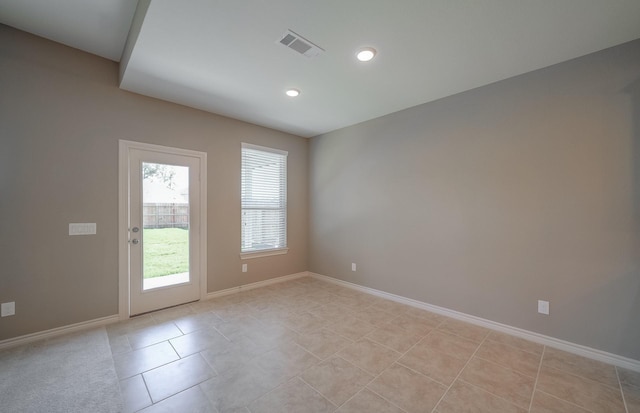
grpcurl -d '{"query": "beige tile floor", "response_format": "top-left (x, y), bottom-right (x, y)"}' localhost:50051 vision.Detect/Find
top-left (18, 277), bottom-right (640, 412)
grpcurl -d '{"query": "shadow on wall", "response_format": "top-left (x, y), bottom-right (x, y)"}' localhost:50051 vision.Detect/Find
top-left (623, 77), bottom-right (640, 359)
top-left (628, 77), bottom-right (640, 236)
top-left (559, 269), bottom-right (640, 359)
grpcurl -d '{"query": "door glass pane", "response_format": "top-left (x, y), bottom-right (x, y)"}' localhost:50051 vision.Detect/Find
top-left (142, 162), bottom-right (189, 291)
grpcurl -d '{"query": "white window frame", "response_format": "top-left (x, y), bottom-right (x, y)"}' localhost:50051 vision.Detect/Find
top-left (240, 143), bottom-right (288, 259)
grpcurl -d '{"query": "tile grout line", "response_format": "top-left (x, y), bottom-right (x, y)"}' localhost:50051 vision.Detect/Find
top-left (454, 377), bottom-right (532, 412)
top-left (296, 354), bottom-right (358, 410)
top-left (113, 344), bottom-right (182, 381)
top-left (379, 320), bottom-right (442, 358)
top-left (472, 354), bottom-right (538, 380)
top-left (105, 278), bottom-right (631, 413)
top-left (358, 304), bottom-right (614, 413)
top-left (154, 286), bottom-right (406, 411)
top-left (167, 339), bottom-right (182, 360)
top-left (534, 389), bottom-right (597, 413)
top-left (252, 376), bottom-right (338, 412)
top-left (138, 372), bottom-right (154, 410)
top-left (430, 333), bottom-right (490, 413)
top-left (365, 333), bottom-right (426, 358)
top-left (616, 366), bottom-right (630, 413)
top-left (357, 334), bottom-right (414, 356)
top-left (198, 345), bottom-right (222, 378)
top-left (527, 345), bottom-right (545, 412)
top-left (424, 329), bottom-right (541, 408)
top-left (237, 341), bottom-right (326, 409)
top-left (484, 330), bottom-right (546, 358)
top-left (395, 361), bottom-right (451, 389)
top-left (146, 382), bottom-right (211, 411)
top-left (240, 280), bottom-right (624, 407)
top-left (544, 363), bottom-right (626, 391)
top-left (340, 316), bottom-right (470, 411)
top-left (336, 363), bottom-right (411, 413)
top-left (319, 311), bottom-right (431, 413)
top-left (397, 326), bottom-right (539, 411)
top-left (357, 387), bottom-right (411, 413)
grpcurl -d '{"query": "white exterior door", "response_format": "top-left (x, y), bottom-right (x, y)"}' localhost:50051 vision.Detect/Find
top-left (120, 141), bottom-right (207, 316)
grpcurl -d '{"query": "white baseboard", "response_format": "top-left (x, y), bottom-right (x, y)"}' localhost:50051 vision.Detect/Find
top-left (5, 272), bottom-right (637, 372)
top-left (0, 272), bottom-right (308, 351)
top-left (310, 272), bottom-right (640, 372)
top-left (0, 314), bottom-right (120, 351)
top-left (206, 271), bottom-right (309, 300)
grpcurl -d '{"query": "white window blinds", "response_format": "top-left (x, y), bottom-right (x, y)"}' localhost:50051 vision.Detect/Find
top-left (241, 143), bottom-right (287, 254)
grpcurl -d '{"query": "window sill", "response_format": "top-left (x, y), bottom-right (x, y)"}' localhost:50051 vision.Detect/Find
top-left (240, 248), bottom-right (289, 260)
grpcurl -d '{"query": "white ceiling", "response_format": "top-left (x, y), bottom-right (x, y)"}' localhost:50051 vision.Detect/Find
top-left (2, 0), bottom-right (640, 137)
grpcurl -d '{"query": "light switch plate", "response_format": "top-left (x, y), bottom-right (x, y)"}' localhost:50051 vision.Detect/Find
top-left (1, 302), bottom-right (15, 317)
top-left (69, 223), bottom-right (97, 235)
top-left (538, 300), bottom-right (550, 315)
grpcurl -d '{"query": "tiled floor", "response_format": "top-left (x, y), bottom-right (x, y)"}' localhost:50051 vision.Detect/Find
top-left (11, 276), bottom-right (640, 412)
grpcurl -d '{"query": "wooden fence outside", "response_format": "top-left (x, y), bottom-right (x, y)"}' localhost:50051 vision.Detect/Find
top-left (143, 203), bottom-right (189, 229)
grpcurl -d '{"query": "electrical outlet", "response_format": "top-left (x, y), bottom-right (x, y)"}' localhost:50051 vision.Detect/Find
top-left (351, 263), bottom-right (356, 271)
top-left (242, 264), bottom-right (247, 273)
top-left (1, 302), bottom-right (15, 317)
top-left (538, 300), bottom-right (549, 315)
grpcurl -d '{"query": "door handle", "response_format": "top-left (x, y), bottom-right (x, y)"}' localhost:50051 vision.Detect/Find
top-left (131, 239), bottom-right (139, 245)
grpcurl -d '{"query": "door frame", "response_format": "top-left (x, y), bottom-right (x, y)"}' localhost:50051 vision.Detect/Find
top-left (118, 140), bottom-right (207, 319)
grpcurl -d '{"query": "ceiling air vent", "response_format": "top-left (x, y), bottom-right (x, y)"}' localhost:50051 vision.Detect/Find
top-left (277, 30), bottom-right (324, 58)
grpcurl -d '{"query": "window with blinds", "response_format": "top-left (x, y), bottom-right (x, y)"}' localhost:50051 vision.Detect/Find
top-left (241, 143), bottom-right (288, 257)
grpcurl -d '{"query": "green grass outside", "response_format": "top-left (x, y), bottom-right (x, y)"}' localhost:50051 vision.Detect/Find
top-left (143, 228), bottom-right (189, 278)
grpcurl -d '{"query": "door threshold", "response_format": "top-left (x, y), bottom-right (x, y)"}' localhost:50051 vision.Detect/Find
top-left (131, 299), bottom-right (200, 317)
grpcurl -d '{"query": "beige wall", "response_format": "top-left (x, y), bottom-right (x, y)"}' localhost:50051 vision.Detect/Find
top-left (0, 25), bottom-right (308, 340)
top-left (310, 39), bottom-right (640, 360)
top-left (2, 22), bottom-right (640, 362)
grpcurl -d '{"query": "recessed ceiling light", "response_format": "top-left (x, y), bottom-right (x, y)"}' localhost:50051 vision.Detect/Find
top-left (356, 47), bottom-right (376, 62)
top-left (286, 89), bottom-right (300, 97)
